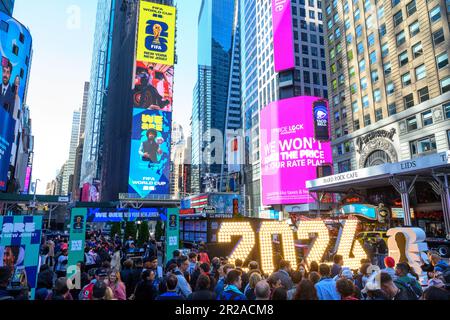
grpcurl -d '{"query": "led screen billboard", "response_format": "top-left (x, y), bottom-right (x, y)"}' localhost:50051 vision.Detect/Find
top-left (128, 108), bottom-right (171, 198)
top-left (260, 96), bottom-right (332, 205)
top-left (0, 106), bottom-right (15, 190)
top-left (136, 1), bottom-right (176, 65)
top-left (271, 0), bottom-right (295, 72)
top-left (134, 61), bottom-right (173, 112)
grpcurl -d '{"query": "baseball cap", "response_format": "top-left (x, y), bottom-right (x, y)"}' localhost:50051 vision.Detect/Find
top-left (341, 268), bottom-right (354, 280)
top-left (384, 257), bottom-right (396, 268)
top-left (95, 268), bottom-right (108, 277)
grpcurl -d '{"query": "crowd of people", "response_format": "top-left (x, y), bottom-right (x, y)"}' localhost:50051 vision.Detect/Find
top-left (1, 230), bottom-right (449, 301)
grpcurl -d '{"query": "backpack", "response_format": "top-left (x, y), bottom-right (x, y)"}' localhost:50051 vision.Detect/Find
top-left (394, 279), bottom-right (422, 300)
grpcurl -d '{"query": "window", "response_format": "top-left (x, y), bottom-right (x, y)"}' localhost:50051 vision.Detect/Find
top-left (396, 31), bottom-right (406, 46)
top-left (357, 42), bottom-right (364, 55)
top-left (418, 87), bottom-right (429, 103)
top-left (312, 59), bottom-right (319, 69)
top-left (364, 0), bottom-right (371, 11)
top-left (366, 16), bottom-right (374, 29)
top-left (354, 119), bottom-right (360, 130)
top-left (368, 33), bottom-right (375, 47)
top-left (392, 0), bottom-right (400, 7)
top-left (422, 110), bottom-right (433, 126)
top-left (399, 51), bottom-right (408, 67)
top-left (381, 43), bottom-right (389, 58)
top-left (371, 70), bottom-right (379, 82)
top-left (409, 21), bottom-right (420, 38)
top-left (380, 24), bottom-right (386, 37)
top-left (352, 101), bottom-right (359, 112)
top-left (338, 160), bottom-right (351, 173)
top-left (309, 10), bottom-right (316, 19)
top-left (304, 71), bottom-right (311, 83)
top-left (388, 103), bottom-right (397, 116)
top-left (393, 11), bottom-right (403, 27)
top-left (404, 93), bottom-right (415, 109)
top-left (362, 95), bottom-right (369, 108)
top-left (415, 64), bottom-right (426, 81)
top-left (12, 45), bottom-right (19, 56)
top-left (407, 116), bottom-right (418, 131)
top-left (314, 73), bottom-right (321, 85)
top-left (361, 77), bottom-right (368, 90)
top-left (356, 25), bottom-right (362, 38)
top-left (364, 114), bottom-right (371, 126)
top-left (369, 51), bottom-right (377, 64)
top-left (384, 62), bottom-right (392, 75)
top-left (338, 74), bottom-right (345, 85)
top-left (303, 58), bottom-right (310, 68)
top-left (19, 33), bottom-right (24, 44)
top-left (441, 76), bottom-right (450, 94)
top-left (333, 13), bottom-right (339, 23)
top-left (429, 6), bottom-right (441, 23)
top-left (410, 136), bottom-right (437, 157)
top-left (374, 89), bottom-right (381, 102)
top-left (302, 45), bottom-right (309, 54)
top-left (433, 28), bottom-right (445, 46)
top-left (437, 52), bottom-right (449, 69)
top-left (444, 102), bottom-right (450, 118)
top-left (359, 59), bottom-right (366, 72)
top-left (406, 0), bottom-right (416, 16)
top-left (332, 79), bottom-right (337, 90)
top-left (345, 19), bottom-right (351, 30)
top-left (0, 20), bottom-right (8, 33)
top-left (312, 47), bottom-right (318, 56)
top-left (378, 6), bottom-right (385, 19)
top-left (334, 111), bottom-right (340, 122)
top-left (347, 49), bottom-right (354, 61)
top-left (375, 108), bottom-right (383, 121)
top-left (412, 42), bottom-right (423, 58)
top-left (335, 28), bottom-right (341, 39)
top-left (402, 72), bottom-right (411, 87)
top-left (326, 5), bottom-right (331, 15)
top-left (386, 82), bottom-right (395, 95)
top-left (350, 83), bottom-right (357, 94)
top-left (301, 32), bottom-right (308, 42)
top-left (349, 66), bottom-right (356, 77)
top-left (354, 8), bottom-right (360, 21)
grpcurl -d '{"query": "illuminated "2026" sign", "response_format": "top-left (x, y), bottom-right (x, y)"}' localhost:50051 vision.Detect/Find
top-left (218, 218), bottom-right (428, 275)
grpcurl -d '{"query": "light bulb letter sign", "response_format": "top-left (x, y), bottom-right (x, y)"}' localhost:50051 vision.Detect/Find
top-left (217, 222), bottom-right (255, 266)
top-left (297, 220), bottom-right (330, 267)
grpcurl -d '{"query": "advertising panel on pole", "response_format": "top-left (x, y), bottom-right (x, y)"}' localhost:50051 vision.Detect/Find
top-left (128, 108), bottom-right (172, 198)
top-left (271, 0), bottom-right (295, 72)
top-left (260, 96), bottom-right (333, 205)
top-left (165, 208), bottom-right (179, 265)
top-left (0, 107), bottom-right (15, 190)
top-left (137, 1), bottom-right (176, 65)
top-left (67, 208), bottom-right (87, 282)
top-left (0, 215), bottom-right (43, 300)
top-left (134, 62), bottom-right (173, 112)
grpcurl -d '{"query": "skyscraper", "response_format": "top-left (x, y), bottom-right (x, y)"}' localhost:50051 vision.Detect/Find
top-left (325, 0), bottom-right (450, 174)
top-left (78, 82), bottom-right (90, 144)
top-left (240, 0), bottom-right (328, 215)
top-left (0, 0), bottom-right (14, 16)
top-left (62, 109), bottom-right (81, 195)
top-left (191, 0), bottom-right (238, 193)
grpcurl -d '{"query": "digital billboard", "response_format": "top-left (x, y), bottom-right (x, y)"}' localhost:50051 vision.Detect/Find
top-left (271, 0), bottom-right (295, 72)
top-left (128, 108), bottom-right (171, 198)
top-left (134, 61), bottom-right (173, 112)
top-left (136, 1), bottom-right (176, 65)
top-left (0, 106), bottom-right (15, 190)
top-left (260, 96), bottom-right (332, 205)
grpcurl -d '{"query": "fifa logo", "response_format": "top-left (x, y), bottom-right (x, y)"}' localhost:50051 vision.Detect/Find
top-left (145, 20), bottom-right (169, 53)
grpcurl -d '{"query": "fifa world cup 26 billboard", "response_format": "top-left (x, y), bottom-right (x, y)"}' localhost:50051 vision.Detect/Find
top-left (260, 96), bottom-right (333, 205)
top-left (137, 2), bottom-right (176, 65)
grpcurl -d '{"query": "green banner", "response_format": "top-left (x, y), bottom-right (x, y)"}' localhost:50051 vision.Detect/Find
top-left (165, 208), bottom-right (179, 264)
top-left (67, 208), bottom-right (87, 281)
top-left (0, 215), bottom-right (43, 300)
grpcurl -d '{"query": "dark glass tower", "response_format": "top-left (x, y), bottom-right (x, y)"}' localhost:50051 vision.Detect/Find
top-left (0, 0), bottom-right (14, 16)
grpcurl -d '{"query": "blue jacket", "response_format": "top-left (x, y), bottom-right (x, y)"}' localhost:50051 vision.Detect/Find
top-left (174, 268), bottom-right (192, 298)
top-left (315, 278), bottom-right (341, 300)
top-left (215, 277), bottom-right (225, 298)
top-left (434, 260), bottom-right (449, 273)
top-left (218, 285), bottom-right (246, 301)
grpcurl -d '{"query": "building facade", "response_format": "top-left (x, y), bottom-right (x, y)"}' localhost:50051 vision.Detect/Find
top-left (324, 0), bottom-right (450, 174)
top-left (61, 109), bottom-right (81, 195)
top-left (240, 0), bottom-right (328, 215)
top-left (0, 0), bottom-right (14, 16)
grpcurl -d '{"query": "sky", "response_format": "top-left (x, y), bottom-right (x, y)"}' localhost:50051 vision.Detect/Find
top-left (13, 0), bottom-right (202, 194)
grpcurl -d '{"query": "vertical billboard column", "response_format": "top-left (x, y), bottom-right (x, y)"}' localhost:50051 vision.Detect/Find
top-left (0, 107), bottom-right (15, 190)
top-left (272, 0), bottom-right (295, 72)
top-left (165, 208), bottom-right (180, 265)
top-left (67, 208), bottom-right (87, 282)
top-left (129, 1), bottom-right (176, 198)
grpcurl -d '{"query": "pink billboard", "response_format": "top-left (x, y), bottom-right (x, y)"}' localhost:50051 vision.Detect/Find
top-left (272, 0), bottom-right (295, 72)
top-left (260, 96), bottom-right (333, 205)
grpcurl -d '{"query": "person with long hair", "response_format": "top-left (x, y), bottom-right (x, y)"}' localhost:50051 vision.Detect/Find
top-left (107, 270), bottom-right (126, 300)
top-left (293, 279), bottom-right (318, 300)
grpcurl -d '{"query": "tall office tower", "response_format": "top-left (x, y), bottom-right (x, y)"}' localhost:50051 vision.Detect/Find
top-left (170, 123), bottom-right (185, 196)
top-left (78, 82), bottom-right (90, 143)
top-left (240, 0), bottom-right (328, 216)
top-left (80, 0), bottom-right (114, 191)
top-left (62, 109), bottom-right (81, 195)
top-left (191, 0), bottom-right (238, 193)
top-left (0, 0), bottom-right (14, 16)
top-left (325, 0), bottom-right (450, 174)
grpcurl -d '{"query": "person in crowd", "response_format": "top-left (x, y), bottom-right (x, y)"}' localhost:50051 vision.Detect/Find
top-left (315, 264), bottom-right (340, 300)
top-left (188, 274), bottom-right (216, 300)
top-left (271, 287), bottom-right (287, 300)
top-left (120, 259), bottom-right (136, 299)
top-left (355, 262), bottom-right (371, 291)
top-left (133, 270), bottom-right (157, 300)
top-left (172, 256), bottom-right (192, 298)
top-left (247, 261), bottom-right (261, 278)
top-left (379, 272), bottom-right (410, 300)
top-left (156, 274), bottom-right (184, 300)
top-left (430, 253), bottom-right (449, 273)
top-left (46, 277), bottom-right (73, 300)
top-left (218, 269), bottom-right (246, 300)
top-left (308, 271), bottom-right (321, 285)
top-left (298, 263), bottom-right (308, 280)
top-left (165, 250), bottom-right (181, 270)
top-left (215, 263), bottom-right (234, 298)
top-left (55, 249), bottom-right (68, 278)
top-left (36, 264), bottom-right (54, 300)
top-left (187, 252), bottom-right (198, 276)
top-left (210, 257), bottom-right (221, 283)
top-left (393, 262), bottom-right (423, 300)
top-left (373, 234), bottom-right (388, 268)
top-left (198, 262), bottom-right (216, 291)
top-left (80, 267), bottom-right (108, 300)
top-left (254, 280), bottom-right (271, 301)
top-left (245, 272), bottom-right (262, 300)
top-left (309, 261), bottom-right (319, 273)
top-left (46, 239), bottom-right (55, 269)
top-left (287, 271), bottom-right (303, 300)
top-left (198, 244), bottom-right (210, 265)
top-left (272, 260), bottom-right (294, 290)
top-left (92, 281), bottom-right (107, 301)
top-left (293, 279), bottom-right (318, 300)
top-left (106, 270), bottom-right (126, 300)
top-left (234, 259), bottom-right (249, 291)
top-left (331, 255), bottom-right (344, 278)
top-left (110, 245), bottom-right (122, 272)
top-left (336, 278), bottom-right (358, 300)
top-left (421, 286), bottom-right (450, 300)
top-left (267, 273), bottom-right (283, 299)
top-left (382, 256), bottom-right (397, 280)
top-left (362, 272), bottom-right (387, 300)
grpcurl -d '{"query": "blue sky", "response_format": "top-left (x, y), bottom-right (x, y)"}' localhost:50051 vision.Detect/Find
top-left (13, 0), bottom-right (201, 193)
